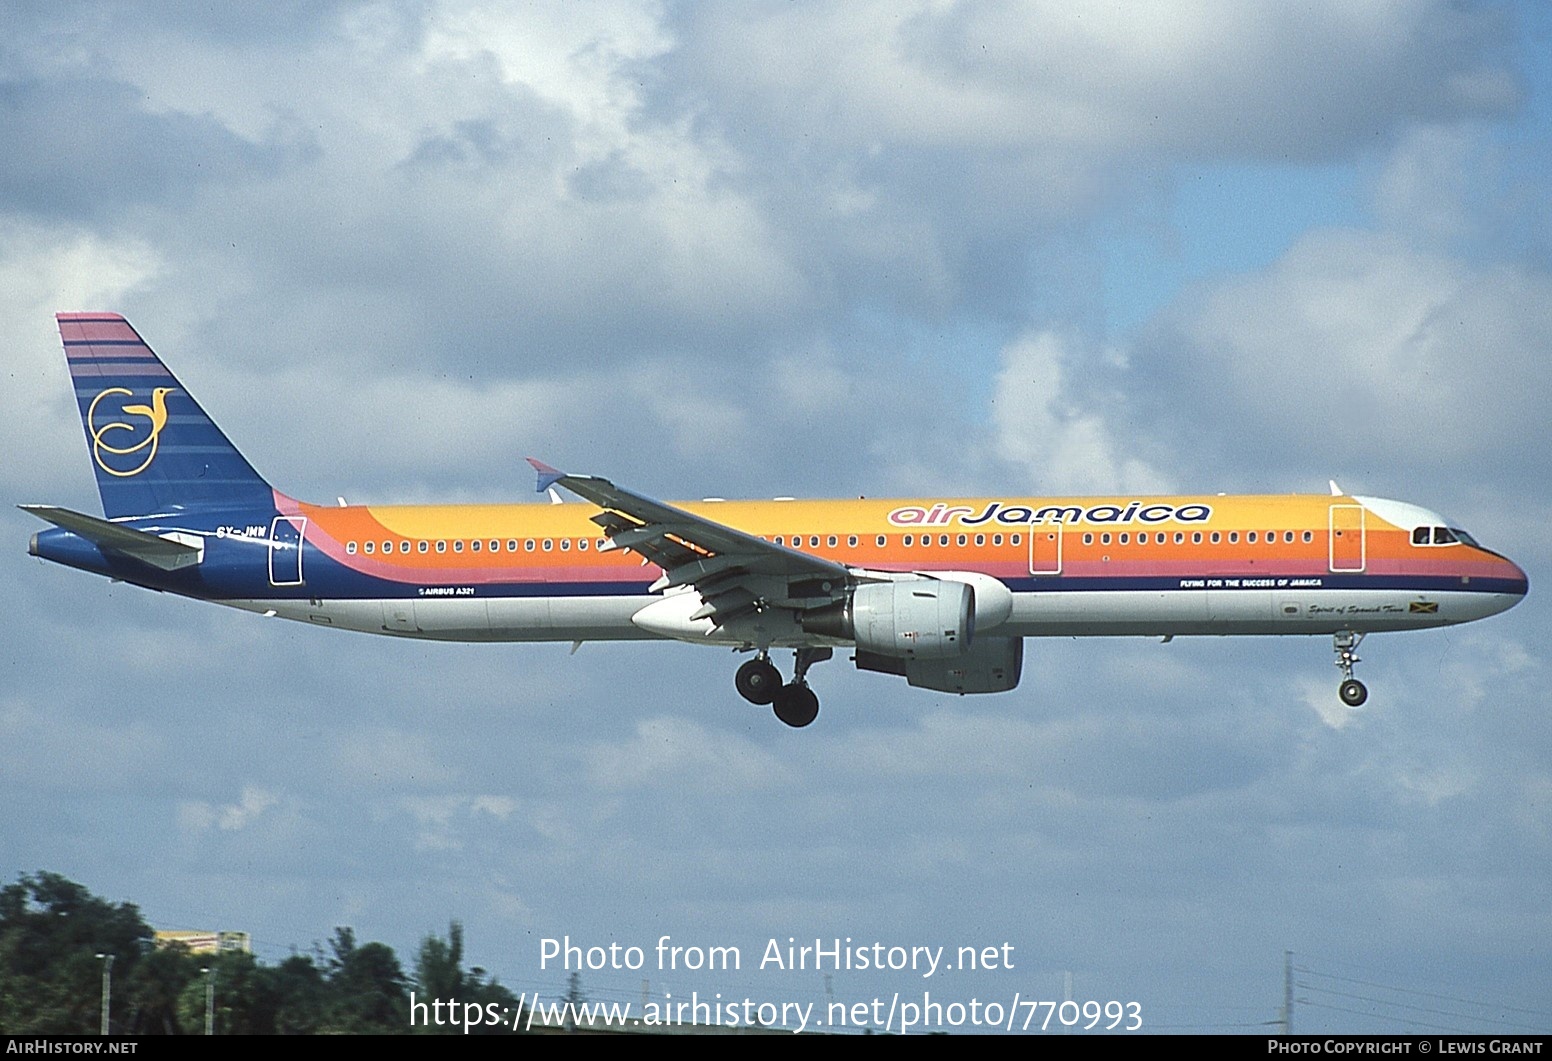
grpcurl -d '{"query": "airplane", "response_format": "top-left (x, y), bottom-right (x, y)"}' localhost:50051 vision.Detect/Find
top-left (23, 313), bottom-right (1529, 727)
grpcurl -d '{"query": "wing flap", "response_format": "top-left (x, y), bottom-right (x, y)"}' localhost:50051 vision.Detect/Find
top-left (527, 460), bottom-right (850, 625)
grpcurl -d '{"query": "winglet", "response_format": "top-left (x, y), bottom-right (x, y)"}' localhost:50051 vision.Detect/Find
top-left (1329, 479), bottom-right (1344, 496)
top-left (526, 457), bottom-right (566, 494)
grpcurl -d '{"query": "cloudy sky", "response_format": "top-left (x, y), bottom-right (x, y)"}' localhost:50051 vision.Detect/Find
top-left (3, 0), bottom-right (1549, 1035)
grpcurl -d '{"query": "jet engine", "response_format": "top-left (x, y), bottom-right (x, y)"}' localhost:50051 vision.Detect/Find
top-left (800, 576), bottom-right (974, 659)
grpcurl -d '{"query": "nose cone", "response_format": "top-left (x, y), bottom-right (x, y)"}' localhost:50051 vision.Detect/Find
top-left (1501, 555), bottom-right (1530, 602)
top-left (1479, 551), bottom-right (1529, 620)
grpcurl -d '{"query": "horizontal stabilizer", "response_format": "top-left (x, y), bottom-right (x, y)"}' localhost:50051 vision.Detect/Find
top-left (20, 505), bottom-right (203, 571)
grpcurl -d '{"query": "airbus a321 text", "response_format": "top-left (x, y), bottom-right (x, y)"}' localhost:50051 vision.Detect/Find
top-left (24, 314), bottom-right (1528, 727)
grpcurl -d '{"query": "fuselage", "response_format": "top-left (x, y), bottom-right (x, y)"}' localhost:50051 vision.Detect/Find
top-left (31, 311), bottom-right (1529, 721)
top-left (30, 489), bottom-right (1528, 645)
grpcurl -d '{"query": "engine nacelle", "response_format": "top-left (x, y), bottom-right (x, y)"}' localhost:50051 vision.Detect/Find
top-left (855, 636), bottom-right (1024, 694)
top-left (932, 571), bottom-right (1013, 630)
top-left (801, 577), bottom-right (973, 659)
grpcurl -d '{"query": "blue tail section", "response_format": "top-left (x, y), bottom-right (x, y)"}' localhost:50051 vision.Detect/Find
top-left (58, 313), bottom-right (277, 519)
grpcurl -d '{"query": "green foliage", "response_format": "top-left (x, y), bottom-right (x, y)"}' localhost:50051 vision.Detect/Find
top-left (0, 871), bottom-right (156, 1034)
top-left (322, 927), bottom-right (408, 1033)
top-left (0, 871), bottom-right (520, 1035)
top-left (412, 921), bottom-right (523, 1035)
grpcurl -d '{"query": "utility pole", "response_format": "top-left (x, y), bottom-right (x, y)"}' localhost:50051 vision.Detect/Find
top-left (94, 953), bottom-right (114, 1035)
top-left (202, 966), bottom-right (216, 1035)
top-left (1280, 951), bottom-right (1294, 1035)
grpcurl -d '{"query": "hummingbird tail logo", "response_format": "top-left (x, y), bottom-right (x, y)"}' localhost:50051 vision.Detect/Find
top-left (88, 387), bottom-right (175, 477)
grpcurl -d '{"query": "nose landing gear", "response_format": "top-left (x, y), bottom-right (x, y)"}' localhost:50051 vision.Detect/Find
top-left (1334, 630), bottom-right (1368, 707)
top-left (734, 647), bottom-right (832, 727)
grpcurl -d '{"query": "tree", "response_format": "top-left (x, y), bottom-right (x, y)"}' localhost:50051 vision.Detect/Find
top-left (269, 953), bottom-right (325, 1034)
top-left (413, 921), bottom-right (523, 1035)
top-left (0, 871), bottom-right (156, 1034)
top-left (323, 926), bottom-right (408, 1033)
top-left (1, 873), bottom-right (497, 1035)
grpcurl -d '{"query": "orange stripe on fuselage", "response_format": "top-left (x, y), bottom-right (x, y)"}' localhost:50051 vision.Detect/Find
top-left (285, 494), bottom-right (1517, 587)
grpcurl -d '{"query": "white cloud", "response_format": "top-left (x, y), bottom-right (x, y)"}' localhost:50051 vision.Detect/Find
top-left (991, 331), bottom-right (1172, 494)
top-left (584, 716), bottom-right (793, 791)
top-left (675, 1), bottom-right (1514, 161)
top-left (179, 785), bottom-right (279, 833)
top-left (1130, 221), bottom-right (1552, 498)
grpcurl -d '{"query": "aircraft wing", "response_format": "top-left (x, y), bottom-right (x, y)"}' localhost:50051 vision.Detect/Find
top-left (526, 460), bottom-right (851, 623)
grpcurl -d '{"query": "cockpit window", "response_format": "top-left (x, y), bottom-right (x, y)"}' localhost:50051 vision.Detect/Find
top-left (1412, 525), bottom-right (1476, 547)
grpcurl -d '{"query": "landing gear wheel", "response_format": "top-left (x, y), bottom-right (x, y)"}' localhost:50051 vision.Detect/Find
top-left (1339, 678), bottom-right (1368, 708)
top-left (1332, 630), bottom-right (1368, 708)
top-left (735, 658), bottom-right (782, 705)
top-left (772, 684), bottom-right (819, 728)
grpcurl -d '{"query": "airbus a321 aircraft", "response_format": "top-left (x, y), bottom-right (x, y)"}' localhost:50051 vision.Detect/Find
top-left (25, 314), bottom-right (1528, 727)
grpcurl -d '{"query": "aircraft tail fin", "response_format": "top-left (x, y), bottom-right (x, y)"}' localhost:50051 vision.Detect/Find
top-left (57, 313), bottom-right (277, 518)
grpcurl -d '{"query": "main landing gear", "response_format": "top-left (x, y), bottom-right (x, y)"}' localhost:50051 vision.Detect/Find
top-left (1333, 630), bottom-right (1368, 707)
top-left (735, 648), bottom-right (831, 728)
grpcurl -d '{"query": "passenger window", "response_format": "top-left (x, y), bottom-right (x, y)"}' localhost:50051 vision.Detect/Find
top-left (1302, 531), bottom-right (1313, 543)
top-left (525, 540), bottom-right (535, 552)
top-left (1284, 531), bottom-right (1294, 543)
top-left (347, 541), bottom-right (358, 555)
top-left (1248, 532), bottom-right (1257, 544)
top-left (848, 535), bottom-right (858, 547)
top-left (543, 540), bottom-right (553, 551)
top-left (957, 534), bottom-right (967, 547)
top-left (561, 539), bottom-right (570, 551)
top-left (417, 541), bottom-right (428, 553)
top-left (399, 541), bottom-right (410, 554)
top-left (1084, 533), bottom-right (1094, 546)
top-left (507, 540), bottom-right (518, 552)
top-left (904, 534), bottom-right (913, 546)
top-left (1210, 532), bottom-right (1220, 544)
top-left (363, 541), bottom-right (373, 555)
top-left (1229, 532), bottom-right (1238, 544)
top-left (1192, 532), bottom-right (1202, 544)
top-left (579, 539), bottom-right (589, 551)
top-left (470, 540), bottom-right (479, 552)
top-left (876, 535), bottom-right (886, 547)
top-left (827, 535), bottom-right (837, 547)
top-left (993, 534), bottom-right (1003, 546)
top-left (1010, 534), bottom-right (1021, 546)
top-left (975, 534), bottom-right (985, 546)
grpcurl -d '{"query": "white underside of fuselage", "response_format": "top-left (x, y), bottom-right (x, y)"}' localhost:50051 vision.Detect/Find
top-left (220, 585), bottom-right (1518, 645)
